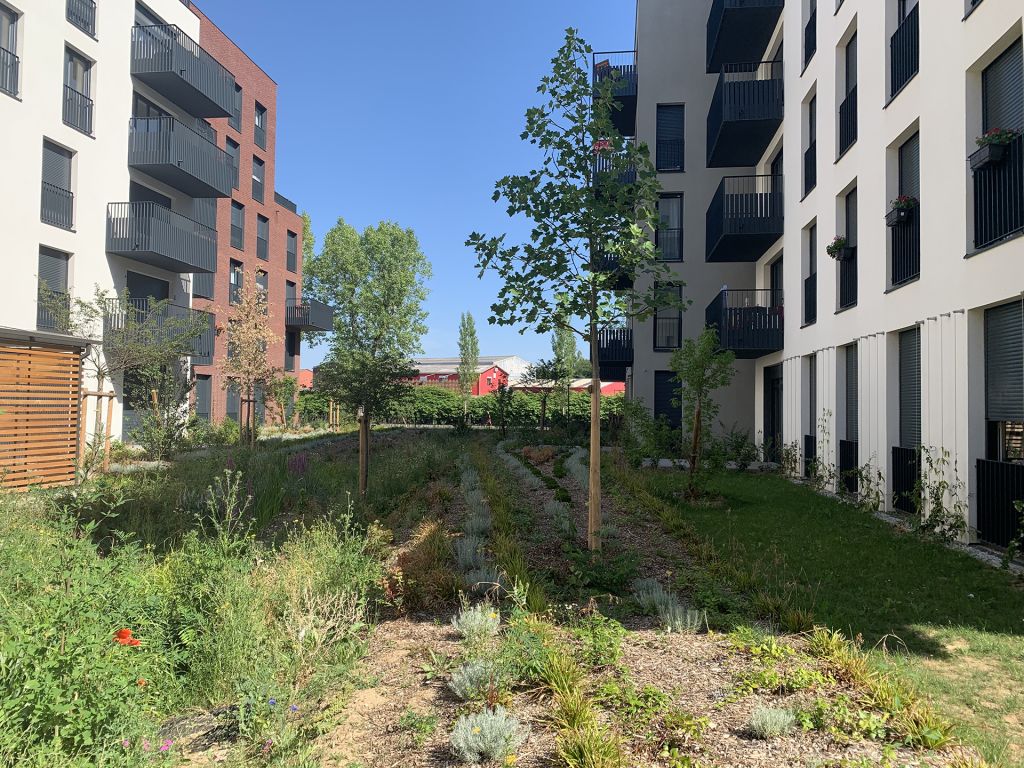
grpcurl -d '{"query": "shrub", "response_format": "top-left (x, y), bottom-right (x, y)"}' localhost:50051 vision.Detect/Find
top-left (658, 603), bottom-right (706, 634)
top-left (450, 706), bottom-right (527, 764)
top-left (571, 612), bottom-right (626, 667)
top-left (464, 566), bottom-right (504, 596)
top-left (631, 577), bottom-right (675, 615)
top-left (454, 535), bottom-right (485, 571)
top-left (449, 659), bottom-right (501, 702)
top-left (451, 602), bottom-right (501, 645)
top-left (748, 706), bottom-right (796, 740)
top-left (463, 511), bottom-right (492, 537)
top-left (394, 519), bottom-right (460, 611)
top-left (557, 722), bottom-right (626, 768)
top-left (539, 648), bottom-right (585, 699)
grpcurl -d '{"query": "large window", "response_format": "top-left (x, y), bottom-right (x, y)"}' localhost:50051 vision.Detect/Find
top-left (892, 132), bottom-right (920, 286)
top-left (804, 222), bottom-right (817, 325)
top-left (845, 343), bottom-right (859, 443)
top-left (41, 140), bottom-right (74, 229)
top-left (230, 200), bottom-right (244, 249)
top-left (0, 4), bottom-right (18, 97)
top-left (656, 195), bottom-right (682, 261)
top-left (982, 37), bottom-right (1023, 133)
top-left (653, 283), bottom-right (682, 350)
top-left (256, 215), bottom-right (269, 261)
top-left (251, 156), bottom-right (265, 202)
top-left (839, 187), bottom-right (857, 309)
top-left (285, 331), bottom-right (298, 372)
top-left (63, 47), bottom-right (93, 134)
top-left (229, 258), bottom-right (243, 304)
top-left (225, 138), bottom-right (240, 189)
top-left (286, 230), bottom-right (298, 272)
top-left (254, 101), bottom-right (267, 149)
top-left (656, 104), bottom-right (684, 172)
top-left (195, 375), bottom-right (212, 422)
top-left (804, 96), bottom-right (817, 195)
top-left (37, 247), bottom-right (70, 331)
top-left (899, 327), bottom-right (921, 448)
top-left (984, 300), bottom-right (1023, 462)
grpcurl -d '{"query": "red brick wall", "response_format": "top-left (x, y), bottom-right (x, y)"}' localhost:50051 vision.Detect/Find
top-left (189, 6), bottom-right (304, 423)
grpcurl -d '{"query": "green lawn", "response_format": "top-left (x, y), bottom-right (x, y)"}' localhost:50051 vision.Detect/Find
top-left (619, 466), bottom-right (1024, 766)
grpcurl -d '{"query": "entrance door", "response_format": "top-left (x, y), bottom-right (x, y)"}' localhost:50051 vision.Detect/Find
top-left (763, 364), bottom-right (784, 463)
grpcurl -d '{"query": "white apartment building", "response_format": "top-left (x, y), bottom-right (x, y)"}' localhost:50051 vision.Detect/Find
top-left (0, 0), bottom-right (235, 487)
top-left (598, 0), bottom-right (1024, 547)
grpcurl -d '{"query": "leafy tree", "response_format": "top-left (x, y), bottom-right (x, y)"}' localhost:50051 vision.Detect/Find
top-left (521, 358), bottom-right (559, 431)
top-left (551, 324), bottom-right (586, 417)
top-left (669, 327), bottom-right (736, 498)
top-left (457, 311), bottom-right (480, 419)
top-left (467, 29), bottom-right (678, 550)
top-left (308, 218), bottom-right (432, 496)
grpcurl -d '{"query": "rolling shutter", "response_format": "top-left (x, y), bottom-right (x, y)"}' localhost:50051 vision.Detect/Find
top-left (899, 327), bottom-right (921, 447)
top-left (653, 370), bottom-right (681, 429)
top-left (656, 105), bottom-right (684, 172)
top-left (38, 247), bottom-right (68, 293)
top-left (846, 344), bottom-right (858, 441)
top-left (42, 141), bottom-right (72, 189)
top-left (982, 37), bottom-right (1023, 133)
top-left (985, 301), bottom-right (1024, 422)
top-left (899, 133), bottom-right (920, 199)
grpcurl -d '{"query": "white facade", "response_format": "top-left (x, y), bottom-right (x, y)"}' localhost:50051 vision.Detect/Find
top-left (625, 0), bottom-right (1024, 542)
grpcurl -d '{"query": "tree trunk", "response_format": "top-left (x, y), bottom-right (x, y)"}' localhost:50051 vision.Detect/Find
top-left (358, 406), bottom-right (369, 497)
top-left (689, 399), bottom-right (702, 493)
top-left (588, 319), bottom-right (602, 552)
top-left (539, 394), bottom-right (547, 432)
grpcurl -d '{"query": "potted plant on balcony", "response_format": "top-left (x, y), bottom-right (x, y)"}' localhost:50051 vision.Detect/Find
top-left (885, 195), bottom-right (918, 227)
top-left (970, 128), bottom-right (1020, 171)
top-left (826, 235), bottom-right (854, 261)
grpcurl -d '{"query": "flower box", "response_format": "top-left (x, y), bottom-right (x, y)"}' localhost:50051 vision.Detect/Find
top-left (833, 246), bottom-right (856, 261)
top-left (886, 206), bottom-right (915, 228)
top-left (969, 142), bottom-right (1009, 171)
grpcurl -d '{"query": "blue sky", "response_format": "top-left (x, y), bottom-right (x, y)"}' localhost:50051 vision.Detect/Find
top-left (197, 0), bottom-right (636, 369)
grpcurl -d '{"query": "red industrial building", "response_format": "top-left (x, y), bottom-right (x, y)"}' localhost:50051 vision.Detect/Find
top-left (408, 360), bottom-right (510, 396)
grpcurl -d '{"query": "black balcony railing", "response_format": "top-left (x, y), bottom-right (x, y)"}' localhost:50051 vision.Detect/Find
top-left (706, 288), bottom-right (784, 359)
top-left (839, 439), bottom-right (859, 494)
top-left (838, 86), bottom-right (857, 156)
top-left (0, 46), bottom-right (18, 97)
top-left (706, 174), bottom-right (784, 262)
top-left (593, 51), bottom-right (637, 137)
top-left (128, 116), bottom-right (236, 198)
top-left (131, 24), bottom-right (236, 117)
top-left (655, 228), bottom-right (682, 262)
top-left (597, 327), bottom-right (633, 367)
top-left (804, 434), bottom-right (816, 478)
top-left (285, 298), bottom-right (334, 332)
top-left (41, 182), bottom-right (74, 230)
top-left (654, 315), bottom-right (682, 351)
top-left (804, 9), bottom-right (817, 66)
top-left (37, 290), bottom-right (70, 332)
top-left (891, 209), bottom-right (920, 285)
top-left (103, 298), bottom-right (214, 360)
top-left (66, 0), bottom-right (96, 36)
top-left (192, 311), bottom-right (215, 365)
top-left (593, 137), bottom-right (638, 186)
top-left (706, 0), bottom-right (784, 73)
top-left (106, 202), bottom-right (217, 274)
top-left (274, 191), bottom-right (298, 213)
top-left (803, 272), bottom-right (817, 325)
top-left (838, 249), bottom-right (857, 309)
top-left (890, 4), bottom-right (919, 97)
top-left (62, 84), bottom-right (93, 134)
top-left (976, 458), bottom-right (1024, 547)
top-left (973, 133), bottom-right (1024, 250)
top-left (707, 60), bottom-right (784, 167)
top-left (804, 142), bottom-right (817, 195)
top-left (892, 446), bottom-right (921, 514)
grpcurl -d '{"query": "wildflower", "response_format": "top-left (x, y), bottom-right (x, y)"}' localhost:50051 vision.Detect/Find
top-left (472, 726), bottom-right (481, 734)
top-left (121, 739), bottom-right (131, 749)
top-left (142, 740), bottom-right (151, 752)
top-left (505, 756), bottom-right (518, 766)
top-left (261, 739), bottom-right (273, 756)
top-left (159, 739), bottom-right (173, 752)
top-left (114, 628), bottom-right (141, 647)
top-left (289, 704), bottom-right (299, 713)
top-left (268, 698), bottom-right (277, 707)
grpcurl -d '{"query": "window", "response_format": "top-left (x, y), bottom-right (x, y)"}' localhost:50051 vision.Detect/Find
top-left (839, 34), bottom-right (857, 154)
top-left (37, 247), bottom-right (70, 331)
top-left (839, 187), bottom-right (857, 309)
top-left (984, 300), bottom-right (1024, 462)
top-left (134, 2), bottom-right (163, 26)
top-left (656, 105), bottom-right (684, 171)
top-left (285, 280), bottom-right (296, 306)
top-left (804, 0), bottom-right (817, 66)
top-left (132, 91), bottom-right (168, 119)
top-left (1, 3), bottom-right (18, 97)
top-left (286, 230), bottom-right (298, 272)
top-left (41, 140), bottom-right (74, 230)
top-left (653, 371), bottom-right (681, 428)
top-left (804, 96), bottom-right (817, 195)
top-left (653, 283), bottom-right (682, 350)
top-left (229, 83), bottom-right (242, 131)
top-left (251, 156), bottom-right (264, 202)
top-left (256, 215), bottom-right (269, 260)
top-left (284, 331), bottom-right (298, 372)
top-left (226, 383), bottom-right (240, 422)
top-left (230, 200), bottom-right (244, 249)
top-left (194, 375), bottom-right (212, 422)
top-left (63, 48), bottom-right (93, 134)
top-left (254, 101), bottom-right (267, 149)
top-left (67, 0), bottom-right (96, 36)
top-left (892, 132), bottom-right (920, 286)
top-left (804, 223), bottom-right (817, 325)
top-left (225, 138), bottom-right (240, 189)
top-left (982, 37), bottom-right (1023, 133)
top-left (656, 195), bottom-right (682, 261)
top-left (229, 258), bottom-right (243, 304)
top-left (899, 327), bottom-right (921, 448)
top-left (255, 269), bottom-right (268, 293)
top-left (845, 343), bottom-right (859, 442)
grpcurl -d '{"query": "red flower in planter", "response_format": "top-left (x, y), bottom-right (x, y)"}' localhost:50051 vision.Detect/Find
top-left (114, 628), bottom-right (141, 647)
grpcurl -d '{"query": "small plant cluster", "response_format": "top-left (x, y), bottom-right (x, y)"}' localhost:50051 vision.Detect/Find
top-left (632, 578), bottom-right (707, 634)
top-left (976, 127), bottom-right (1020, 147)
top-left (912, 446), bottom-right (968, 542)
top-left (748, 706), bottom-right (797, 740)
top-left (826, 235), bottom-right (849, 259)
top-left (458, 456), bottom-right (503, 596)
top-left (889, 195), bottom-right (918, 210)
top-left (497, 440), bottom-right (548, 493)
top-left (565, 447), bottom-right (590, 491)
top-left (546, 499), bottom-right (578, 541)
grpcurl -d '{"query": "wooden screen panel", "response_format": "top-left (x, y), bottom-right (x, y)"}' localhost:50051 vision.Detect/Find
top-left (0, 343), bottom-right (82, 490)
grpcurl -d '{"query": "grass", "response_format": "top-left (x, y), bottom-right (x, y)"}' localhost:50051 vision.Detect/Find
top-left (611, 460), bottom-right (1024, 766)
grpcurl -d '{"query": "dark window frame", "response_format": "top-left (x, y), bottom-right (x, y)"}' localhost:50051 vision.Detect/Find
top-left (653, 282), bottom-right (683, 351)
top-left (655, 103), bottom-right (685, 173)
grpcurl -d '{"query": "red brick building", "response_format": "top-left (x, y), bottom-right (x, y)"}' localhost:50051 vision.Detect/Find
top-left (408, 361), bottom-right (510, 396)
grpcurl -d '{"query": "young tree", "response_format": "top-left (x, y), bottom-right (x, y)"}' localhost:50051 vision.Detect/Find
top-left (521, 358), bottom-right (559, 431)
top-left (669, 327), bottom-right (736, 498)
top-left (307, 218), bottom-right (431, 497)
top-left (457, 311), bottom-right (480, 420)
top-left (218, 268), bottom-right (282, 444)
top-left (467, 30), bottom-right (678, 550)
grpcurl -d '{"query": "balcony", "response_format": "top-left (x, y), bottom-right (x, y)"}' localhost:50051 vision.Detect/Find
top-left (103, 298), bottom-right (214, 361)
top-left (705, 288), bottom-right (783, 359)
top-left (37, 290), bottom-right (71, 332)
top-left (890, 4), bottom-right (919, 97)
top-left (593, 51), bottom-right (637, 137)
top-left (41, 182), bottom-right (74, 230)
top-left (596, 327), bottom-right (632, 382)
top-left (285, 298), bottom-right (334, 332)
top-left (62, 85), bottom-right (93, 135)
top-left (0, 46), bottom-right (18, 98)
top-left (128, 116), bottom-right (236, 198)
top-left (706, 0), bottom-right (784, 74)
top-left (131, 24), bottom-right (236, 117)
top-left (707, 61), bottom-right (784, 168)
top-left (66, 0), bottom-right (96, 37)
top-left (592, 137), bottom-right (638, 187)
top-left (838, 86), bottom-right (857, 156)
top-left (106, 202), bottom-right (217, 274)
top-left (706, 175), bottom-right (783, 262)
top-left (972, 133), bottom-right (1024, 250)
top-left (590, 249), bottom-right (633, 291)
top-left (803, 272), bottom-right (817, 325)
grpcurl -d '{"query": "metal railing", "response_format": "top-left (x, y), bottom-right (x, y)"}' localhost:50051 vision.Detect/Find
top-left (890, 4), bottom-right (919, 97)
top-left (286, 297), bottom-right (334, 332)
top-left (106, 202), bottom-right (217, 273)
top-left (654, 314), bottom-right (682, 350)
top-left (0, 46), bottom-right (18, 97)
top-left (707, 0), bottom-right (784, 70)
top-left (592, 50), bottom-right (637, 98)
top-left (976, 458), bottom-right (1024, 547)
top-left (41, 182), bottom-right (74, 230)
top-left (891, 209), bottom-right (920, 285)
top-left (593, 137), bottom-right (637, 185)
top-left (973, 132), bottom-right (1024, 250)
top-left (66, 0), bottom-right (96, 36)
top-left (839, 249), bottom-right (858, 309)
top-left (803, 273), bottom-right (817, 325)
top-left (839, 439), bottom-right (859, 494)
top-left (131, 24), bottom-right (235, 117)
top-left (128, 116), bottom-right (236, 197)
top-left (274, 191), bottom-right (298, 213)
top-left (656, 228), bottom-right (683, 262)
top-left (804, 142), bottom-right (817, 195)
top-left (62, 84), bottom-right (93, 134)
top-left (597, 327), bottom-right (633, 365)
top-left (804, 9), bottom-right (817, 66)
top-left (707, 60), bottom-right (784, 161)
top-left (103, 297), bottom-right (214, 359)
top-left (706, 174), bottom-right (784, 257)
top-left (803, 434), bottom-right (816, 478)
top-left (706, 288), bottom-right (784, 356)
top-left (37, 290), bottom-right (70, 332)
top-left (838, 86), bottom-right (857, 155)
top-left (891, 446), bottom-right (920, 513)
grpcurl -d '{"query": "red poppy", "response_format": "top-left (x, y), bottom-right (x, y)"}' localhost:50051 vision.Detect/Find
top-left (114, 629), bottom-right (141, 647)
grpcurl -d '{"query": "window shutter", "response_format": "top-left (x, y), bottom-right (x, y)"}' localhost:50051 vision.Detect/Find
top-left (42, 141), bottom-right (72, 189)
top-left (846, 344), bottom-right (858, 441)
top-left (38, 247), bottom-right (68, 293)
top-left (195, 376), bottom-right (212, 421)
top-left (654, 371), bottom-right (681, 429)
top-left (899, 133), bottom-right (920, 199)
top-left (899, 327), bottom-right (921, 447)
top-left (808, 355), bottom-right (817, 438)
top-left (656, 105), bottom-right (684, 171)
top-left (983, 37), bottom-right (1023, 133)
top-left (985, 301), bottom-right (1024, 422)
